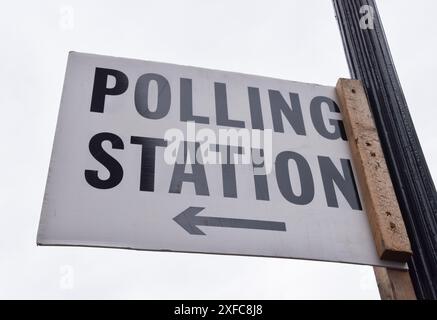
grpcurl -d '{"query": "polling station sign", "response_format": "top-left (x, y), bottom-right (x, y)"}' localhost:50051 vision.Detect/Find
top-left (37, 52), bottom-right (404, 268)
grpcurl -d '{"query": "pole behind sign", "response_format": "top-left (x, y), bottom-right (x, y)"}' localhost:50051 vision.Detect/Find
top-left (333, 0), bottom-right (437, 299)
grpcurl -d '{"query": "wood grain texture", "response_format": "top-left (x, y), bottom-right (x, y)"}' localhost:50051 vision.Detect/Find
top-left (374, 267), bottom-right (416, 300)
top-left (336, 79), bottom-right (411, 262)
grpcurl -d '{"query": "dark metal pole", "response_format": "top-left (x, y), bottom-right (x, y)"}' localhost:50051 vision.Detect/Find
top-left (333, 0), bottom-right (437, 299)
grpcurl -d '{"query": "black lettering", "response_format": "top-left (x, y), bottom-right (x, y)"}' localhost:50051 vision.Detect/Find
top-left (169, 142), bottom-right (210, 196)
top-left (215, 82), bottom-right (245, 128)
top-left (90, 68), bottom-right (129, 113)
top-left (180, 78), bottom-right (209, 124)
top-left (276, 151), bottom-right (314, 205)
top-left (248, 87), bottom-right (264, 130)
top-left (85, 132), bottom-right (124, 189)
top-left (310, 96), bottom-right (347, 140)
top-left (131, 136), bottom-right (168, 191)
top-left (269, 90), bottom-right (306, 135)
top-left (318, 156), bottom-right (362, 210)
top-left (135, 73), bottom-right (171, 119)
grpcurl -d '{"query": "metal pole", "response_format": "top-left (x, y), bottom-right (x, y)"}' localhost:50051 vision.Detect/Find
top-left (333, 0), bottom-right (437, 299)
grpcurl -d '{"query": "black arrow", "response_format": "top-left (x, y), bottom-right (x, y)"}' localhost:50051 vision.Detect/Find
top-left (173, 206), bottom-right (287, 235)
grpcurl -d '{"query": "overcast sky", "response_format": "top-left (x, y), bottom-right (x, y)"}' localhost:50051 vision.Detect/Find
top-left (1, 0), bottom-right (436, 299)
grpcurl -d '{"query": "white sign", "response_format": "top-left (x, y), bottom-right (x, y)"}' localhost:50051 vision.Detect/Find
top-left (37, 52), bottom-right (404, 268)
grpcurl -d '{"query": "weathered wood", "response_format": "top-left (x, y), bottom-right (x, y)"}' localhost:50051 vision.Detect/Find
top-left (336, 78), bottom-right (412, 262)
top-left (333, 0), bottom-right (437, 299)
top-left (336, 78), bottom-right (415, 300)
top-left (374, 267), bottom-right (416, 300)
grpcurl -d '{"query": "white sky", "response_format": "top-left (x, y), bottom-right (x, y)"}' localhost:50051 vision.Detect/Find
top-left (0, 0), bottom-right (436, 299)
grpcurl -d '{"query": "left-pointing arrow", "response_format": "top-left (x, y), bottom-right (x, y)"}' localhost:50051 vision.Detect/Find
top-left (173, 207), bottom-right (287, 235)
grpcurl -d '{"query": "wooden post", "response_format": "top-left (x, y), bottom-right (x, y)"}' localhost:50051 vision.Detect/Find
top-left (336, 78), bottom-right (416, 300)
top-left (333, 0), bottom-right (437, 299)
top-left (374, 267), bottom-right (416, 300)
